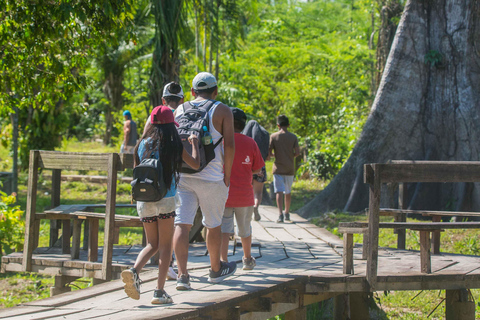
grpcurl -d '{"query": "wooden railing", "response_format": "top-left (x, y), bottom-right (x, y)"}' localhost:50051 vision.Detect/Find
top-left (363, 161), bottom-right (480, 289)
top-left (23, 150), bottom-right (134, 280)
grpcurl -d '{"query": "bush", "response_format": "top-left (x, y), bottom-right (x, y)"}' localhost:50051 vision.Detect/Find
top-left (0, 190), bottom-right (25, 257)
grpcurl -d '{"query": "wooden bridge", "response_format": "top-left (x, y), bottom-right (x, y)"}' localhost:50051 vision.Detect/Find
top-left (1, 153), bottom-right (480, 319)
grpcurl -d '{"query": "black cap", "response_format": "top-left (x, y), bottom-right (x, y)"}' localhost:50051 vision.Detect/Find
top-left (231, 107), bottom-right (247, 123)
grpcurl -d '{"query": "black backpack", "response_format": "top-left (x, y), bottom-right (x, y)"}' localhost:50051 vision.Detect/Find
top-left (131, 155), bottom-right (167, 202)
top-left (175, 100), bottom-right (223, 173)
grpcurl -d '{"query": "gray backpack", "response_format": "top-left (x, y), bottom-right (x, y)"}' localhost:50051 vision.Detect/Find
top-left (175, 100), bottom-right (223, 173)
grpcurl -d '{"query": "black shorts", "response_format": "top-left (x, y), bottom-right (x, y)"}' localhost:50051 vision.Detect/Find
top-left (253, 166), bottom-right (267, 183)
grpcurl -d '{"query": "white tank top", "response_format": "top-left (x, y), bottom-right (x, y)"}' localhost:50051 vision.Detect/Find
top-left (177, 100), bottom-right (224, 181)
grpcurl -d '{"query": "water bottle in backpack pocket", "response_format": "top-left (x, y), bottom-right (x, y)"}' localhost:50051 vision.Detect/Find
top-left (176, 100), bottom-right (223, 173)
top-left (131, 158), bottom-right (167, 202)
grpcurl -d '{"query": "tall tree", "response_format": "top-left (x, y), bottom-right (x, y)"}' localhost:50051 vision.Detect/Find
top-left (299, 0), bottom-right (480, 216)
top-left (149, 0), bottom-right (187, 107)
top-left (0, 0), bottom-right (134, 184)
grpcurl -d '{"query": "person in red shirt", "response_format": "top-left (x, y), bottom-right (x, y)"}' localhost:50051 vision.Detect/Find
top-left (220, 108), bottom-right (265, 270)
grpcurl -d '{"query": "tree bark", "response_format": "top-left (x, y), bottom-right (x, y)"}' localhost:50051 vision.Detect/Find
top-left (299, 0), bottom-right (480, 217)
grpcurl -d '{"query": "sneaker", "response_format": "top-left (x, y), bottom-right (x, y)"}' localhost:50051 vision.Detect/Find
top-left (276, 214), bottom-right (284, 223)
top-left (151, 289), bottom-right (173, 304)
top-left (253, 207), bottom-right (261, 221)
top-left (242, 256), bottom-right (256, 270)
top-left (166, 266), bottom-right (177, 280)
top-left (121, 268), bottom-right (141, 300)
top-left (208, 261), bottom-right (237, 283)
top-left (176, 274), bottom-right (191, 291)
top-left (284, 213), bottom-right (291, 221)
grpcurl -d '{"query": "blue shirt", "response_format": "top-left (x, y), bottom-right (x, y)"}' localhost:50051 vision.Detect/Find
top-left (137, 138), bottom-right (177, 198)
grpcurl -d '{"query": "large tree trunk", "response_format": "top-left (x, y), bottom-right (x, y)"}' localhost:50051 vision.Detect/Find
top-left (299, 0), bottom-right (480, 217)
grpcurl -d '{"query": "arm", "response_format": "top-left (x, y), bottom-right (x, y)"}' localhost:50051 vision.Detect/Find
top-left (293, 138), bottom-right (300, 157)
top-left (182, 135), bottom-right (200, 169)
top-left (123, 120), bottom-right (131, 145)
top-left (268, 136), bottom-right (274, 160)
top-left (219, 105), bottom-right (235, 187)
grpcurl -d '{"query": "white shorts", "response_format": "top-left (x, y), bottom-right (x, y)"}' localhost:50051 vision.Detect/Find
top-left (136, 196), bottom-right (176, 218)
top-left (273, 174), bottom-right (294, 194)
top-left (175, 177), bottom-right (228, 228)
top-left (221, 206), bottom-right (253, 238)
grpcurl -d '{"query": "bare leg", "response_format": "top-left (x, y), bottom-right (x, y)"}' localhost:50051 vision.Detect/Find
top-left (284, 193), bottom-right (292, 214)
top-left (241, 235), bottom-right (252, 259)
top-left (276, 192), bottom-right (284, 215)
top-left (207, 226), bottom-right (222, 272)
top-left (156, 217), bottom-right (174, 290)
top-left (220, 233), bottom-right (231, 262)
top-left (252, 180), bottom-right (264, 208)
top-left (173, 224), bottom-right (191, 277)
top-left (134, 222), bottom-right (159, 273)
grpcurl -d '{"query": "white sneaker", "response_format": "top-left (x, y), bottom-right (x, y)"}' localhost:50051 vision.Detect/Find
top-left (121, 268), bottom-right (141, 300)
top-left (151, 289), bottom-right (173, 304)
top-left (166, 266), bottom-right (177, 280)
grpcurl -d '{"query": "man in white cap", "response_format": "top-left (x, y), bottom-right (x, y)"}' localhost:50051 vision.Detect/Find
top-left (173, 72), bottom-right (236, 289)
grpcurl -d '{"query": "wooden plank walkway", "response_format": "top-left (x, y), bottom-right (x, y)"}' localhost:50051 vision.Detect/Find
top-left (2, 205), bottom-right (480, 319)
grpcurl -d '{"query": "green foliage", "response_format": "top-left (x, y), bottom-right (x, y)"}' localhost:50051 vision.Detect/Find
top-left (0, 190), bottom-right (24, 257)
top-left (424, 50), bottom-right (443, 67)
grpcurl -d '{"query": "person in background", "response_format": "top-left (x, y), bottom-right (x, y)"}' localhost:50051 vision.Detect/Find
top-left (121, 110), bottom-right (138, 154)
top-left (121, 106), bottom-right (200, 304)
top-left (242, 120), bottom-right (270, 221)
top-left (173, 72), bottom-right (236, 290)
top-left (143, 82), bottom-right (185, 136)
top-left (221, 108), bottom-right (264, 270)
top-left (269, 115), bottom-right (300, 223)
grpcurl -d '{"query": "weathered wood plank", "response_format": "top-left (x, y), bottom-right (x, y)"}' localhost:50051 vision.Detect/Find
top-left (23, 150), bottom-right (40, 272)
top-left (339, 221), bottom-right (480, 230)
top-left (380, 208), bottom-right (480, 217)
top-left (102, 153), bottom-right (118, 280)
top-left (88, 218), bottom-right (99, 262)
top-left (366, 163), bottom-right (381, 288)
top-left (419, 231), bottom-right (431, 274)
top-left (376, 161), bottom-right (480, 183)
top-left (343, 233), bottom-right (354, 275)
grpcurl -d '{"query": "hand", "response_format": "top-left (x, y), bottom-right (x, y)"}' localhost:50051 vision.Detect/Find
top-left (188, 134), bottom-right (199, 145)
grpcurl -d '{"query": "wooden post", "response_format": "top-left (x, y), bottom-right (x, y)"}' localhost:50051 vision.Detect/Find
top-left (49, 169), bottom-right (61, 247)
top-left (83, 219), bottom-right (89, 250)
top-left (23, 150), bottom-right (40, 272)
top-left (446, 289), bottom-right (475, 320)
top-left (102, 153), bottom-right (118, 280)
top-left (397, 182), bottom-right (407, 249)
top-left (50, 275), bottom-right (78, 296)
top-left (366, 164), bottom-right (381, 289)
top-left (88, 218), bottom-right (99, 262)
top-left (343, 233), bottom-right (354, 274)
top-left (71, 219), bottom-right (82, 259)
top-left (431, 215), bottom-right (441, 254)
top-left (333, 294), bottom-right (349, 320)
top-left (419, 230), bottom-right (431, 273)
top-left (62, 219), bottom-right (71, 254)
top-left (349, 292), bottom-right (370, 320)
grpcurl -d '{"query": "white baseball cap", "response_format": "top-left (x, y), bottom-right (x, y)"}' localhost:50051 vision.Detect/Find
top-left (162, 82), bottom-right (184, 98)
top-left (192, 72), bottom-right (217, 90)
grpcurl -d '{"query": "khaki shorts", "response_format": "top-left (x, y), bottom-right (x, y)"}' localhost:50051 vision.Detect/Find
top-left (175, 177), bottom-right (228, 228)
top-left (221, 206), bottom-right (253, 238)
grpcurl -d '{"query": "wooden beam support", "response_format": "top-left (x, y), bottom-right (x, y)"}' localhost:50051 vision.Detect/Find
top-left (431, 215), bottom-right (441, 254)
top-left (366, 164), bottom-right (380, 289)
top-left (419, 230), bottom-right (431, 274)
top-left (23, 150), bottom-right (39, 272)
top-left (71, 219), bottom-right (82, 259)
top-left (446, 289), bottom-right (475, 320)
top-left (343, 233), bottom-right (354, 274)
top-left (203, 306), bottom-right (240, 320)
top-left (49, 169), bottom-right (62, 247)
top-left (265, 289), bottom-right (297, 304)
top-left (396, 182), bottom-right (407, 249)
top-left (62, 219), bottom-right (71, 254)
top-left (88, 218), bottom-right (99, 262)
top-left (285, 306), bottom-right (306, 320)
top-left (102, 153), bottom-right (118, 281)
top-left (238, 297), bottom-right (272, 313)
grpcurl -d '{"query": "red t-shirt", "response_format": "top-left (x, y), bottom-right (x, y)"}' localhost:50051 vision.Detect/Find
top-left (226, 133), bottom-right (265, 208)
